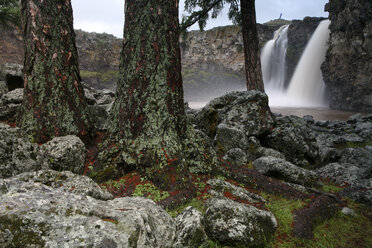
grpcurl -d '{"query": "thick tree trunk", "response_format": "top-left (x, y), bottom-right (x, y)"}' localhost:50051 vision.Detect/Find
top-left (240, 0), bottom-right (265, 91)
top-left (95, 0), bottom-right (216, 185)
top-left (17, 0), bottom-right (93, 143)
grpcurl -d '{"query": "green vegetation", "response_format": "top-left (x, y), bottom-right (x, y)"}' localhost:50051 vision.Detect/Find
top-left (263, 193), bottom-right (305, 239)
top-left (132, 183), bottom-right (170, 203)
top-left (262, 193), bottom-right (372, 248)
top-left (263, 19), bottom-right (292, 27)
top-left (167, 198), bottom-right (206, 218)
top-left (0, 0), bottom-right (20, 29)
top-left (322, 182), bottom-right (343, 193)
top-left (80, 70), bottom-right (118, 84)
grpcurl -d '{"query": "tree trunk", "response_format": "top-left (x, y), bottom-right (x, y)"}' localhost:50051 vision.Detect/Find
top-left (95, 0), bottom-right (216, 186)
top-left (17, 0), bottom-right (93, 143)
top-left (240, 0), bottom-right (265, 91)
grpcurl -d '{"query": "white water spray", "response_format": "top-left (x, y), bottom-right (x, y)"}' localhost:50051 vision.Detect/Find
top-left (261, 25), bottom-right (289, 93)
top-left (285, 20), bottom-right (331, 107)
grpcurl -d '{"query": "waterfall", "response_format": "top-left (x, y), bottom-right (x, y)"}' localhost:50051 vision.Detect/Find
top-left (285, 20), bottom-right (331, 107)
top-left (261, 25), bottom-right (289, 93)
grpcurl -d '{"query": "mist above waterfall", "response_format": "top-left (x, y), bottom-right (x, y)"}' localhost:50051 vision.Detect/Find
top-left (261, 20), bottom-right (331, 107)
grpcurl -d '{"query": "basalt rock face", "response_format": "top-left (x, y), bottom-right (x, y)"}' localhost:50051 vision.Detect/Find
top-left (321, 0), bottom-right (372, 112)
top-left (180, 24), bottom-right (279, 75)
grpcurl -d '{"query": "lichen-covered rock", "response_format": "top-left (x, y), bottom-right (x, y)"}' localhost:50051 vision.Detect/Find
top-left (41, 135), bottom-right (86, 174)
top-left (89, 105), bottom-right (109, 131)
top-left (0, 124), bottom-right (43, 178)
top-left (197, 91), bottom-right (274, 139)
top-left (0, 63), bottom-right (23, 91)
top-left (207, 179), bottom-right (265, 203)
top-left (223, 148), bottom-right (247, 166)
top-left (4, 170), bottom-right (113, 200)
top-left (1, 88), bottom-right (23, 104)
top-left (204, 197), bottom-right (277, 247)
top-left (174, 207), bottom-right (207, 248)
top-left (263, 115), bottom-right (319, 168)
top-left (214, 123), bottom-right (248, 154)
top-left (316, 162), bottom-right (371, 187)
top-left (0, 175), bottom-right (176, 247)
top-left (253, 156), bottom-right (321, 187)
top-left (0, 81), bottom-right (7, 97)
top-left (0, 103), bottom-right (20, 121)
top-left (338, 147), bottom-right (372, 169)
top-left (255, 147), bottom-right (286, 160)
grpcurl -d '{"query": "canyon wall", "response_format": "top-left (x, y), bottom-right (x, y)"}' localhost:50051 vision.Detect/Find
top-left (321, 0), bottom-right (372, 112)
top-left (0, 19), bottom-right (321, 102)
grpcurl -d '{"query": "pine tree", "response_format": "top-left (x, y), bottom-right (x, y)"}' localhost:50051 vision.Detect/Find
top-left (0, 0), bottom-right (21, 29)
top-left (182, 0), bottom-right (264, 91)
top-left (95, 0), bottom-right (216, 186)
top-left (17, 0), bottom-right (93, 143)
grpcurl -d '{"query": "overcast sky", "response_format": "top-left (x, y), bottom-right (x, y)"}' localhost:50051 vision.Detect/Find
top-left (71, 0), bottom-right (329, 38)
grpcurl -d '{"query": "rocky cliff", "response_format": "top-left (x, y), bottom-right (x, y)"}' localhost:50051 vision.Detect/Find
top-left (0, 19), bottom-right (320, 101)
top-left (321, 0), bottom-right (372, 112)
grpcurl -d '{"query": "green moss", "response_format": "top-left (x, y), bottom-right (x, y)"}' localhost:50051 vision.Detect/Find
top-left (167, 198), bottom-right (206, 218)
top-left (132, 183), bottom-right (170, 202)
top-left (0, 215), bottom-right (47, 247)
top-left (321, 182), bottom-right (343, 193)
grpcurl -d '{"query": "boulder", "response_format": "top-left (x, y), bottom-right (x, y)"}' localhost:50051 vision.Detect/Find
top-left (0, 63), bottom-right (23, 91)
top-left (0, 174), bottom-right (176, 247)
top-left (253, 156), bottom-right (321, 187)
top-left (255, 147), bottom-right (286, 160)
top-left (339, 147), bottom-right (372, 169)
top-left (196, 91), bottom-right (274, 139)
top-left (0, 103), bottom-right (20, 121)
top-left (1, 88), bottom-right (23, 104)
top-left (0, 124), bottom-right (43, 178)
top-left (223, 148), bottom-right (247, 166)
top-left (174, 207), bottom-right (207, 248)
top-left (41, 135), bottom-right (86, 174)
top-left (0, 81), bottom-right (7, 97)
top-left (207, 179), bottom-right (265, 204)
top-left (204, 197), bottom-right (277, 247)
top-left (213, 123), bottom-right (248, 154)
top-left (316, 162), bottom-right (371, 187)
top-left (89, 105), bottom-right (109, 131)
top-left (263, 115), bottom-right (319, 168)
top-left (5, 170), bottom-right (113, 200)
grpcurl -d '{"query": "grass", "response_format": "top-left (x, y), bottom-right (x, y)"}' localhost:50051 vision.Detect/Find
top-left (262, 192), bottom-right (372, 248)
top-left (167, 197), bottom-right (206, 218)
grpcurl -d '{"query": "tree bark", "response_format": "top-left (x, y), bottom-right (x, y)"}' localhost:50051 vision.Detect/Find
top-left (240, 0), bottom-right (265, 91)
top-left (95, 0), bottom-right (216, 185)
top-left (17, 0), bottom-right (93, 143)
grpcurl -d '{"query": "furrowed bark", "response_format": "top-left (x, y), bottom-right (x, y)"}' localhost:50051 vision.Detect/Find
top-left (17, 0), bottom-right (93, 143)
top-left (94, 0), bottom-right (216, 186)
top-left (241, 0), bottom-right (265, 91)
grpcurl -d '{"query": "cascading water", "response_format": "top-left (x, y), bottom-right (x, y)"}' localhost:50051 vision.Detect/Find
top-left (285, 20), bottom-right (331, 107)
top-left (261, 20), bottom-right (331, 107)
top-left (261, 25), bottom-right (289, 93)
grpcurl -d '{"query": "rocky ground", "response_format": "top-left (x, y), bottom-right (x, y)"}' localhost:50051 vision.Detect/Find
top-left (1, 65), bottom-right (372, 247)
